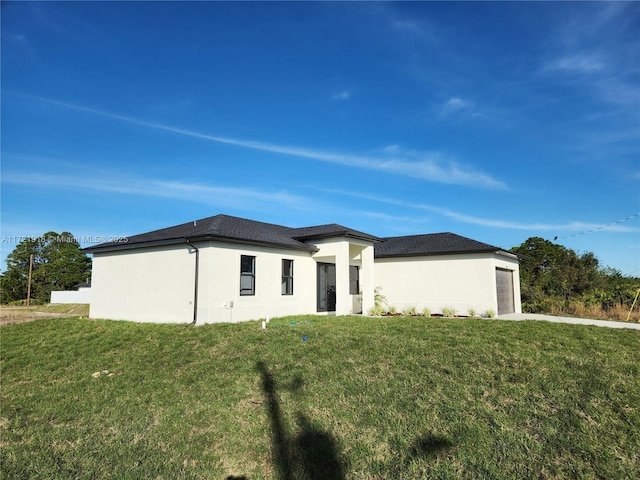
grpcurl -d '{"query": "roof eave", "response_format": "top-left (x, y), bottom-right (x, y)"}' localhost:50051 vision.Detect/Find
top-left (188, 234), bottom-right (318, 252)
top-left (82, 237), bottom-right (186, 254)
top-left (295, 232), bottom-right (382, 243)
top-left (496, 249), bottom-right (519, 260)
top-left (375, 248), bottom-right (505, 259)
top-left (84, 235), bottom-right (318, 254)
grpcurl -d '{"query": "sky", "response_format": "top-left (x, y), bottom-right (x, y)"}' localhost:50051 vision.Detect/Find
top-left (2, 1), bottom-right (639, 276)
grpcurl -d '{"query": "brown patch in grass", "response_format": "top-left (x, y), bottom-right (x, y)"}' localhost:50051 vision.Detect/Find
top-left (552, 301), bottom-right (640, 323)
top-left (0, 304), bottom-right (89, 325)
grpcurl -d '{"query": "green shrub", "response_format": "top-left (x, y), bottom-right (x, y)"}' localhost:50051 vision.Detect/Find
top-left (374, 287), bottom-right (387, 308)
top-left (402, 306), bottom-right (417, 316)
top-left (367, 286), bottom-right (388, 316)
top-left (367, 304), bottom-right (385, 316)
top-left (441, 306), bottom-right (457, 317)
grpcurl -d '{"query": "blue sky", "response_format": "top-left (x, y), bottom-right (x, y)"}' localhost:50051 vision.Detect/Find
top-left (2, 1), bottom-right (639, 275)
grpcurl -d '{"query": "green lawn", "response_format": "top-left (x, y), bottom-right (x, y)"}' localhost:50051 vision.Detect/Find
top-left (1, 316), bottom-right (638, 479)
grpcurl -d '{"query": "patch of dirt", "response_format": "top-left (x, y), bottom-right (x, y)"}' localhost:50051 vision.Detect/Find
top-left (0, 308), bottom-right (65, 326)
top-left (0, 306), bottom-right (88, 326)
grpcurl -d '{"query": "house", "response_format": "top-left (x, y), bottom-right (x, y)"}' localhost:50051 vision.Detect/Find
top-left (83, 214), bottom-right (521, 324)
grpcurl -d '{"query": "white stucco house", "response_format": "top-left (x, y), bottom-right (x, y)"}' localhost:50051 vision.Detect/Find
top-left (83, 214), bottom-right (521, 324)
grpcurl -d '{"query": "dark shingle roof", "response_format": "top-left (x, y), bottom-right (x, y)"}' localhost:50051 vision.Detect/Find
top-left (289, 224), bottom-right (381, 242)
top-left (83, 214), bottom-right (504, 259)
top-left (375, 232), bottom-right (501, 258)
top-left (84, 214), bottom-right (319, 253)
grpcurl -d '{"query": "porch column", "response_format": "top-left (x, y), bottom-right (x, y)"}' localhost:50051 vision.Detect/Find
top-left (335, 242), bottom-right (351, 315)
top-left (360, 245), bottom-right (375, 315)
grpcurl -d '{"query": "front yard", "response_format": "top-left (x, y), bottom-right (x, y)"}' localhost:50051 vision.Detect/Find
top-left (1, 315), bottom-right (638, 479)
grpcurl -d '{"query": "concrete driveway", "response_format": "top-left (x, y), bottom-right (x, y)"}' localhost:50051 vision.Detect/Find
top-left (499, 312), bottom-right (640, 330)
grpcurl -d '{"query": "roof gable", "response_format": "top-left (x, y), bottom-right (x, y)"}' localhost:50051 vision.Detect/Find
top-left (375, 232), bottom-right (501, 258)
top-left (289, 224), bottom-right (381, 242)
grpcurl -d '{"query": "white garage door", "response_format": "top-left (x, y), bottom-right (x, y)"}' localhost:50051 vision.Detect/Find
top-left (496, 268), bottom-right (515, 315)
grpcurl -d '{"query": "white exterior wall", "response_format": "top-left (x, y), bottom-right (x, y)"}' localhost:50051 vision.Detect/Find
top-left (90, 243), bottom-right (317, 324)
top-left (196, 242), bottom-right (317, 324)
top-left (50, 287), bottom-right (91, 304)
top-left (90, 244), bottom-right (195, 323)
top-left (374, 252), bottom-right (521, 315)
top-left (89, 235), bottom-right (515, 323)
top-left (89, 237), bottom-right (377, 324)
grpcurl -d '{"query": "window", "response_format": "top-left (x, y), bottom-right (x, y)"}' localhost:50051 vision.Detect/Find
top-left (282, 259), bottom-right (294, 295)
top-left (349, 265), bottom-right (359, 295)
top-left (240, 255), bottom-right (255, 296)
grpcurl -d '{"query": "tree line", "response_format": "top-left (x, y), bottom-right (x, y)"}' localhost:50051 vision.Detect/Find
top-left (510, 237), bottom-right (639, 320)
top-left (0, 232), bottom-right (91, 305)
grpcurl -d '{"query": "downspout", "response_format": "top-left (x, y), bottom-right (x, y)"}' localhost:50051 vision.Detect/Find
top-left (186, 240), bottom-right (199, 325)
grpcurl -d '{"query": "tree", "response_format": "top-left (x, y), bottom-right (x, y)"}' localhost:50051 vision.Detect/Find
top-left (510, 237), bottom-right (637, 314)
top-left (0, 232), bottom-right (91, 304)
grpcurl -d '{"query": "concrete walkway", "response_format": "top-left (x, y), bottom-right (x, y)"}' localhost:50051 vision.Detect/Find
top-left (499, 313), bottom-right (640, 330)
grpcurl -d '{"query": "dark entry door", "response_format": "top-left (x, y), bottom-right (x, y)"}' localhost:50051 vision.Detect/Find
top-left (317, 263), bottom-right (336, 312)
top-left (496, 268), bottom-right (515, 315)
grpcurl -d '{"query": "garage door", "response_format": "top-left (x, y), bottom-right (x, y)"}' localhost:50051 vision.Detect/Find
top-left (495, 268), bottom-right (515, 315)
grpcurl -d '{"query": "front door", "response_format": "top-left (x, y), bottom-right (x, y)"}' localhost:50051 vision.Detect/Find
top-left (317, 263), bottom-right (336, 312)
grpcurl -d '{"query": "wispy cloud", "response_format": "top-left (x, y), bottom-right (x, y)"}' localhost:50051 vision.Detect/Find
top-left (27, 2), bottom-right (111, 45)
top-left (317, 188), bottom-right (638, 234)
top-left (384, 7), bottom-right (445, 52)
top-left (442, 96), bottom-right (471, 115)
top-left (2, 31), bottom-right (38, 62)
top-left (377, 144), bottom-right (504, 189)
top-left (539, 3), bottom-right (638, 110)
top-left (2, 170), bottom-right (312, 213)
top-left (4, 166), bottom-right (635, 251)
top-left (430, 208), bottom-right (636, 233)
top-left (331, 89), bottom-right (352, 101)
top-left (18, 94), bottom-right (506, 190)
top-left (543, 53), bottom-right (606, 75)
top-left (438, 96), bottom-right (495, 123)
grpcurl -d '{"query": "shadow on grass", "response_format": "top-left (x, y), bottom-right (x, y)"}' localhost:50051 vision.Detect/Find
top-left (254, 361), bottom-right (452, 480)
top-left (384, 431), bottom-right (453, 476)
top-left (293, 413), bottom-right (345, 480)
top-left (256, 360), bottom-right (346, 480)
top-left (409, 432), bottom-right (453, 459)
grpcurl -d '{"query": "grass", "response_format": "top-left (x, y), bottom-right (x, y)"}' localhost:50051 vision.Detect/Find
top-left (1, 315), bottom-right (639, 479)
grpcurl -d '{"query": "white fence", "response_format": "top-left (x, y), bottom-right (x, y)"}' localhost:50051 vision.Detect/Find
top-left (50, 287), bottom-right (91, 304)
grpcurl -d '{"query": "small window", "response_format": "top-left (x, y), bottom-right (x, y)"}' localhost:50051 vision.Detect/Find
top-left (240, 255), bottom-right (255, 296)
top-left (282, 259), bottom-right (294, 295)
top-left (349, 265), bottom-right (359, 295)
